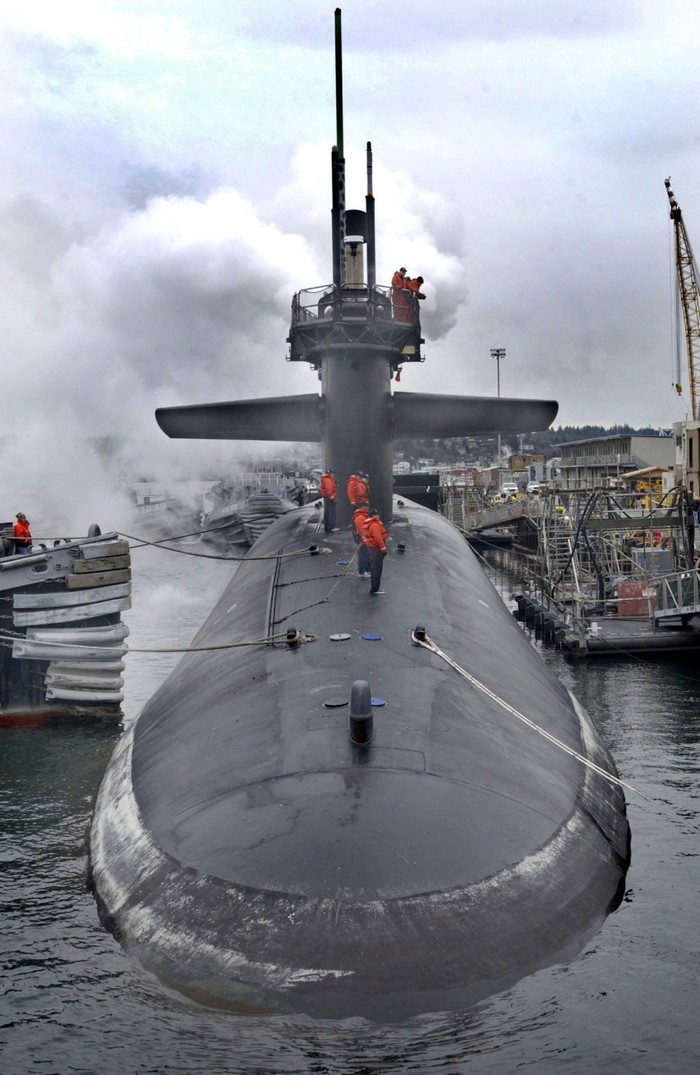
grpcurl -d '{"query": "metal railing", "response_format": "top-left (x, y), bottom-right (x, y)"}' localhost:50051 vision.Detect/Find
top-left (291, 284), bottom-right (421, 327)
top-left (655, 569), bottom-right (700, 620)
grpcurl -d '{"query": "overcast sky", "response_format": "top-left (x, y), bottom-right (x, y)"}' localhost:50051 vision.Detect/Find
top-left (2, 0), bottom-right (699, 528)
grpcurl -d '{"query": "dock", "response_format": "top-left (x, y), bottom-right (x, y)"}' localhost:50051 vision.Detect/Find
top-left (442, 486), bottom-right (700, 658)
top-left (513, 590), bottom-right (700, 657)
top-left (0, 530), bottom-right (130, 724)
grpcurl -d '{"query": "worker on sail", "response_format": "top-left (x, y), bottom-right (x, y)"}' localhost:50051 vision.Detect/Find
top-left (13, 513), bottom-right (32, 555)
top-left (392, 266), bottom-right (412, 322)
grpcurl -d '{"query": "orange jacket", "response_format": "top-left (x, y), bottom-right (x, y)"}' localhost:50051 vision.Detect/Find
top-left (347, 474), bottom-right (369, 505)
top-left (362, 516), bottom-right (387, 552)
top-left (392, 272), bottom-right (412, 321)
top-left (14, 519), bottom-right (32, 547)
top-left (391, 269), bottom-right (407, 292)
top-left (352, 505), bottom-right (370, 540)
top-left (320, 473), bottom-right (336, 498)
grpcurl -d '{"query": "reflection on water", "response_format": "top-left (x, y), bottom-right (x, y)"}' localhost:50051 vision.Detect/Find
top-left (0, 545), bottom-right (698, 1073)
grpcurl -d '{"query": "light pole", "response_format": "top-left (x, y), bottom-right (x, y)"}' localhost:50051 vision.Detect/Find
top-left (491, 348), bottom-right (506, 480)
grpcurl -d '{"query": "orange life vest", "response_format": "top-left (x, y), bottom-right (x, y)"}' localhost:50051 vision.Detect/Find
top-left (352, 505), bottom-right (369, 540)
top-left (362, 516), bottom-right (387, 552)
top-left (14, 519), bottom-right (32, 547)
top-left (320, 473), bottom-right (336, 498)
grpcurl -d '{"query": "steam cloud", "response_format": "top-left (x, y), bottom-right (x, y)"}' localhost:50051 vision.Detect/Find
top-left (2, 143), bottom-right (468, 535)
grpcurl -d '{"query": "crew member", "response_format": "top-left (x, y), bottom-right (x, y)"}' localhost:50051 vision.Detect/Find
top-left (362, 507), bottom-right (388, 594)
top-left (347, 473), bottom-right (360, 506)
top-left (391, 266), bottom-right (408, 290)
top-left (352, 501), bottom-right (371, 576)
top-left (391, 266), bottom-right (411, 323)
top-left (406, 275), bottom-right (426, 299)
top-left (347, 471), bottom-right (370, 507)
top-left (13, 512), bottom-right (32, 555)
top-left (319, 469), bottom-right (338, 532)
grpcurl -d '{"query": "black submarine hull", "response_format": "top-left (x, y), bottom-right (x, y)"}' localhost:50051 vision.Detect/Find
top-left (90, 499), bottom-right (629, 1020)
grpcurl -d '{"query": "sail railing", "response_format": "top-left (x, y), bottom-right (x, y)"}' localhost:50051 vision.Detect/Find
top-left (291, 284), bottom-right (405, 324)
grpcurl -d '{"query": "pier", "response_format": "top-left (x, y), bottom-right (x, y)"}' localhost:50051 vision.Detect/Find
top-left (443, 487), bottom-right (700, 657)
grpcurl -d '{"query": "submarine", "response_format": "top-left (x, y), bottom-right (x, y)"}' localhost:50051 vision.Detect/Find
top-left (90, 10), bottom-right (630, 1021)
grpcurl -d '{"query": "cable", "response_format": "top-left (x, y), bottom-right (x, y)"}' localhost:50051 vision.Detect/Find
top-left (271, 546), bottom-right (360, 626)
top-left (410, 628), bottom-right (639, 796)
top-left (119, 528), bottom-right (329, 562)
top-left (0, 629), bottom-right (317, 654)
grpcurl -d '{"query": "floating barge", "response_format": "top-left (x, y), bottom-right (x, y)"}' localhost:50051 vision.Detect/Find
top-left (514, 584), bottom-right (700, 658)
top-left (0, 530), bottom-right (131, 726)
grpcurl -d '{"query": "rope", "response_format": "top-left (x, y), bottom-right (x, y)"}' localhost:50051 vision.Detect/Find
top-left (129, 630), bottom-right (317, 653)
top-left (410, 628), bottom-right (639, 796)
top-left (0, 629), bottom-right (317, 654)
top-left (119, 528), bottom-right (329, 562)
top-left (271, 547), bottom-right (359, 626)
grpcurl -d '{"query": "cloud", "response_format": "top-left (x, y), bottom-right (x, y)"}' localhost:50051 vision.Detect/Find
top-left (2, 0), bottom-right (700, 527)
top-left (0, 177), bottom-right (323, 530)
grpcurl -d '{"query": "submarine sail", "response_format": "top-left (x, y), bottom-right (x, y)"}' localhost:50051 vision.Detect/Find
top-left (90, 9), bottom-right (630, 1021)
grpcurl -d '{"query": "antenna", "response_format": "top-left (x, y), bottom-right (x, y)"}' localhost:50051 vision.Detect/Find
top-left (332, 8), bottom-right (346, 286)
top-left (334, 8), bottom-right (344, 157)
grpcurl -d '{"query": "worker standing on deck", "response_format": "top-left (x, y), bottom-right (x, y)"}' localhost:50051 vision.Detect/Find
top-left (347, 472), bottom-right (370, 507)
top-left (363, 507), bottom-right (388, 594)
top-left (347, 473), bottom-right (360, 507)
top-left (13, 512), bottom-right (32, 554)
top-left (319, 469), bottom-right (338, 533)
top-left (352, 502), bottom-right (371, 576)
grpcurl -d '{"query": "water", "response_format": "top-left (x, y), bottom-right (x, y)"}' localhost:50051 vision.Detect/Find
top-left (1, 544), bottom-right (699, 1073)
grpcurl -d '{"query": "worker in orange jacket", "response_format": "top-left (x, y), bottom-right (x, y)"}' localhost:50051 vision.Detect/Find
top-left (352, 503), bottom-right (371, 576)
top-left (362, 507), bottom-right (388, 594)
top-left (319, 469), bottom-right (338, 532)
top-left (13, 512), bottom-right (32, 554)
top-left (406, 275), bottom-right (425, 299)
top-left (347, 472), bottom-right (370, 507)
top-left (392, 266), bottom-right (412, 323)
top-left (404, 274), bottom-right (425, 325)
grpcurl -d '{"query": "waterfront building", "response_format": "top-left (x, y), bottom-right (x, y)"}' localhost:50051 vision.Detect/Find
top-left (558, 433), bottom-right (675, 490)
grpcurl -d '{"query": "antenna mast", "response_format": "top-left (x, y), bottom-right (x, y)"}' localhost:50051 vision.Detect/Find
top-left (331, 8), bottom-right (346, 287)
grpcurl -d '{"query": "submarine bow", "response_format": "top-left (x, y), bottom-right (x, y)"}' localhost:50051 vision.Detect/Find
top-left (90, 8), bottom-right (629, 1022)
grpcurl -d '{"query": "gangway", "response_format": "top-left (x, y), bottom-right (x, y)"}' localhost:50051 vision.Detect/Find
top-left (654, 569), bottom-right (700, 623)
top-left (444, 494), bottom-right (543, 533)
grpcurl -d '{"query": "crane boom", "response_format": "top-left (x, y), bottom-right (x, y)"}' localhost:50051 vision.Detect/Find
top-left (665, 177), bottom-right (700, 420)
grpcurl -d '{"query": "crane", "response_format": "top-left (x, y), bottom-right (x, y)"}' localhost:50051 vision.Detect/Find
top-left (665, 177), bottom-right (700, 420)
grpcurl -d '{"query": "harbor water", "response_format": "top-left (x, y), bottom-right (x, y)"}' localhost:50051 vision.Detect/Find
top-left (1, 542), bottom-right (698, 1074)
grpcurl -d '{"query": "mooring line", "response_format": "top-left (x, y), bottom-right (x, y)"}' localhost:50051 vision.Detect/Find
top-left (0, 630), bottom-right (317, 653)
top-left (410, 628), bottom-right (639, 796)
top-left (119, 529), bottom-right (329, 562)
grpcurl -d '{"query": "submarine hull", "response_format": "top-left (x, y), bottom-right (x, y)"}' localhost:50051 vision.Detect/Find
top-left (90, 500), bottom-right (629, 1020)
